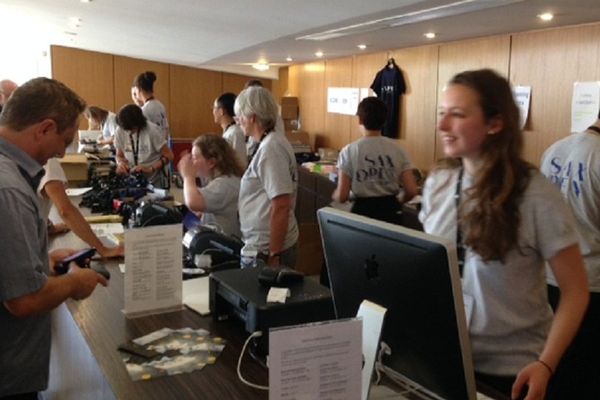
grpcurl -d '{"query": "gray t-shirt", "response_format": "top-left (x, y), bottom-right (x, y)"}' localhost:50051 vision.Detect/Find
top-left (419, 168), bottom-right (578, 376)
top-left (102, 112), bottom-right (118, 140)
top-left (114, 122), bottom-right (168, 187)
top-left (199, 174), bottom-right (241, 237)
top-left (541, 129), bottom-right (600, 292)
top-left (142, 99), bottom-right (170, 139)
top-left (0, 138), bottom-right (51, 396)
top-left (337, 136), bottom-right (412, 198)
top-left (239, 132), bottom-right (298, 253)
top-left (223, 124), bottom-right (247, 168)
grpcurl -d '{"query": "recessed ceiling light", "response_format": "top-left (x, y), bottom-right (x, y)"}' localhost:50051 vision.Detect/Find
top-left (80, 0), bottom-right (92, 3)
top-left (538, 12), bottom-right (553, 21)
top-left (315, 51), bottom-right (324, 58)
top-left (286, 56), bottom-right (293, 62)
top-left (424, 32), bottom-right (436, 39)
top-left (357, 44), bottom-right (367, 50)
top-left (252, 63), bottom-right (270, 71)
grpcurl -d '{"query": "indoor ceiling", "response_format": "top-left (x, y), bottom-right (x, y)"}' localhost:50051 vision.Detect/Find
top-left (2, 0), bottom-right (600, 79)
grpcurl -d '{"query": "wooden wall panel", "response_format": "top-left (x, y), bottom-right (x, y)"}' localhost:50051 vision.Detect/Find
top-left (113, 56), bottom-right (170, 122)
top-left (324, 57), bottom-right (353, 150)
top-left (436, 35), bottom-right (511, 160)
top-left (272, 67), bottom-right (289, 103)
top-left (51, 46), bottom-right (114, 127)
top-left (296, 62), bottom-right (326, 148)
top-left (221, 72), bottom-right (272, 96)
top-left (390, 45), bottom-right (439, 172)
top-left (169, 65), bottom-right (223, 138)
top-left (287, 65), bottom-right (301, 98)
top-left (350, 51), bottom-right (389, 142)
top-left (511, 24), bottom-right (600, 166)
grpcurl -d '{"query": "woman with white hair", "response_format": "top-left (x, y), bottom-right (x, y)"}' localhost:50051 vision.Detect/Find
top-left (235, 87), bottom-right (298, 268)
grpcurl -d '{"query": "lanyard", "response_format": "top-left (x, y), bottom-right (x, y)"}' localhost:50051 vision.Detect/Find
top-left (454, 167), bottom-right (465, 276)
top-left (224, 122), bottom-right (235, 133)
top-left (128, 131), bottom-right (141, 166)
top-left (248, 131), bottom-right (270, 163)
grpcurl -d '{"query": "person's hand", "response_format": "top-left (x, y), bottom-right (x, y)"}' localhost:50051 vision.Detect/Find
top-left (511, 361), bottom-right (552, 400)
top-left (177, 151), bottom-right (195, 178)
top-left (267, 254), bottom-right (281, 267)
top-left (48, 222), bottom-right (70, 236)
top-left (116, 161), bottom-right (129, 175)
top-left (68, 264), bottom-right (108, 300)
top-left (97, 244), bottom-right (124, 258)
top-left (49, 248), bottom-right (78, 272)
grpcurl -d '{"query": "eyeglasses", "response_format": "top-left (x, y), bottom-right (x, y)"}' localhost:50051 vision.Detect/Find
top-left (234, 115), bottom-right (252, 123)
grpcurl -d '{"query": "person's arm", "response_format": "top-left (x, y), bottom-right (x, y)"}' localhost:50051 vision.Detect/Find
top-left (268, 194), bottom-right (292, 267)
top-left (97, 136), bottom-right (114, 146)
top-left (178, 152), bottom-right (207, 212)
top-left (400, 169), bottom-right (419, 202)
top-left (3, 264), bottom-right (108, 317)
top-left (133, 144), bottom-right (174, 174)
top-left (115, 148), bottom-right (130, 174)
top-left (511, 244), bottom-right (589, 400)
top-left (43, 181), bottom-right (124, 258)
top-left (332, 171), bottom-right (351, 203)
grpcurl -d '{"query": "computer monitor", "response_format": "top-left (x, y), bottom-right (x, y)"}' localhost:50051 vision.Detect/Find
top-left (318, 207), bottom-right (476, 400)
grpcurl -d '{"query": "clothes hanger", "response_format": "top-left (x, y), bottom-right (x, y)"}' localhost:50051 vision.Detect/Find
top-left (387, 57), bottom-right (396, 69)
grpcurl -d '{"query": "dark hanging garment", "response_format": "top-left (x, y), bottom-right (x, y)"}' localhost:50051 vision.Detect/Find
top-left (370, 60), bottom-right (406, 138)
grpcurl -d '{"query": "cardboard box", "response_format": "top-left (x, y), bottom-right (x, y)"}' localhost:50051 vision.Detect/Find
top-left (283, 119), bottom-right (297, 131)
top-left (281, 105), bottom-right (299, 119)
top-left (59, 154), bottom-right (88, 183)
top-left (281, 97), bottom-right (299, 119)
top-left (281, 96), bottom-right (299, 106)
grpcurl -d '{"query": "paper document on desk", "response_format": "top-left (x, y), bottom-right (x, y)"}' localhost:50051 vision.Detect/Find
top-left (269, 318), bottom-right (362, 400)
top-left (65, 187), bottom-right (93, 196)
top-left (124, 224), bottom-right (182, 316)
top-left (182, 277), bottom-right (210, 316)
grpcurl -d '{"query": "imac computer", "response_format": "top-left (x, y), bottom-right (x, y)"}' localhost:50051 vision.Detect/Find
top-left (318, 207), bottom-right (476, 400)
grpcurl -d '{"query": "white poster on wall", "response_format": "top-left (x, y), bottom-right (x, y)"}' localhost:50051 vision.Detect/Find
top-left (327, 87), bottom-right (344, 114)
top-left (571, 81), bottom-right (600, 133)
top-left (512, 86), bottom-right (531, 130)
top-left (328, 87), bottom-right (360, 115)
top-left (359, 88), bottom-right (372, 101)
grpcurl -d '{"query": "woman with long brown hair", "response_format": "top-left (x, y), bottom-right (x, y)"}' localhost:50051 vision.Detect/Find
top-left (419, 69), bottom-right (588, 400)
top-left (178, 133), bottom-right (243, 237)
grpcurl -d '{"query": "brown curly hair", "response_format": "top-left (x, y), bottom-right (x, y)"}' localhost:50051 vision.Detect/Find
top-left (441, 69), bottom-right (535, 262)
top-left (192, 133), bottom-right (244, 178)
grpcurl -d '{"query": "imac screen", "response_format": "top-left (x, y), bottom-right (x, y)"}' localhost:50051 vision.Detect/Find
top-left (318, 207), bottom-right (476, 400)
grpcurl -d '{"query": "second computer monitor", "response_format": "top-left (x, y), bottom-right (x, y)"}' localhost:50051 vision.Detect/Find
top-left (318, 207), bottom-right (476, 400)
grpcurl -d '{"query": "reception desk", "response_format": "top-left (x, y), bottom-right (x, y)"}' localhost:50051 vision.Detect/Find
top-left (45, 229), bottom-right (268, 400)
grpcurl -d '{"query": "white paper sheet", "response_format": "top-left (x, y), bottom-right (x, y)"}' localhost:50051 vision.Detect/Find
top-left (182, 277), bottom-right (210, 316)
top-left (269, 318), bottom-right (362, 400)
top-left (124, 224), bottom-right (182, 316)
top-left (571, 81), bottom-right (600, 133)
top-left (512, 85), bottom-right (531, 130)
top-left (65, 187), bottom-right (93, 196)
top-left (357, 301), bottom-right (387, 400)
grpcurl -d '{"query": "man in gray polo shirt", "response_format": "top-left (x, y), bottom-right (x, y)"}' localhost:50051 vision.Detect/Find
top-left (0, 78), bottom-right (108, 399)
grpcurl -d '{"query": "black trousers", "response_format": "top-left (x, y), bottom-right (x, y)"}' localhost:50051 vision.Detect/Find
top-left (546, 285), bottom-right (600, 400)
top-left (351, 195), bottom-right (402, 225)
top-left (0, 393), bottom-right (39, 400)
